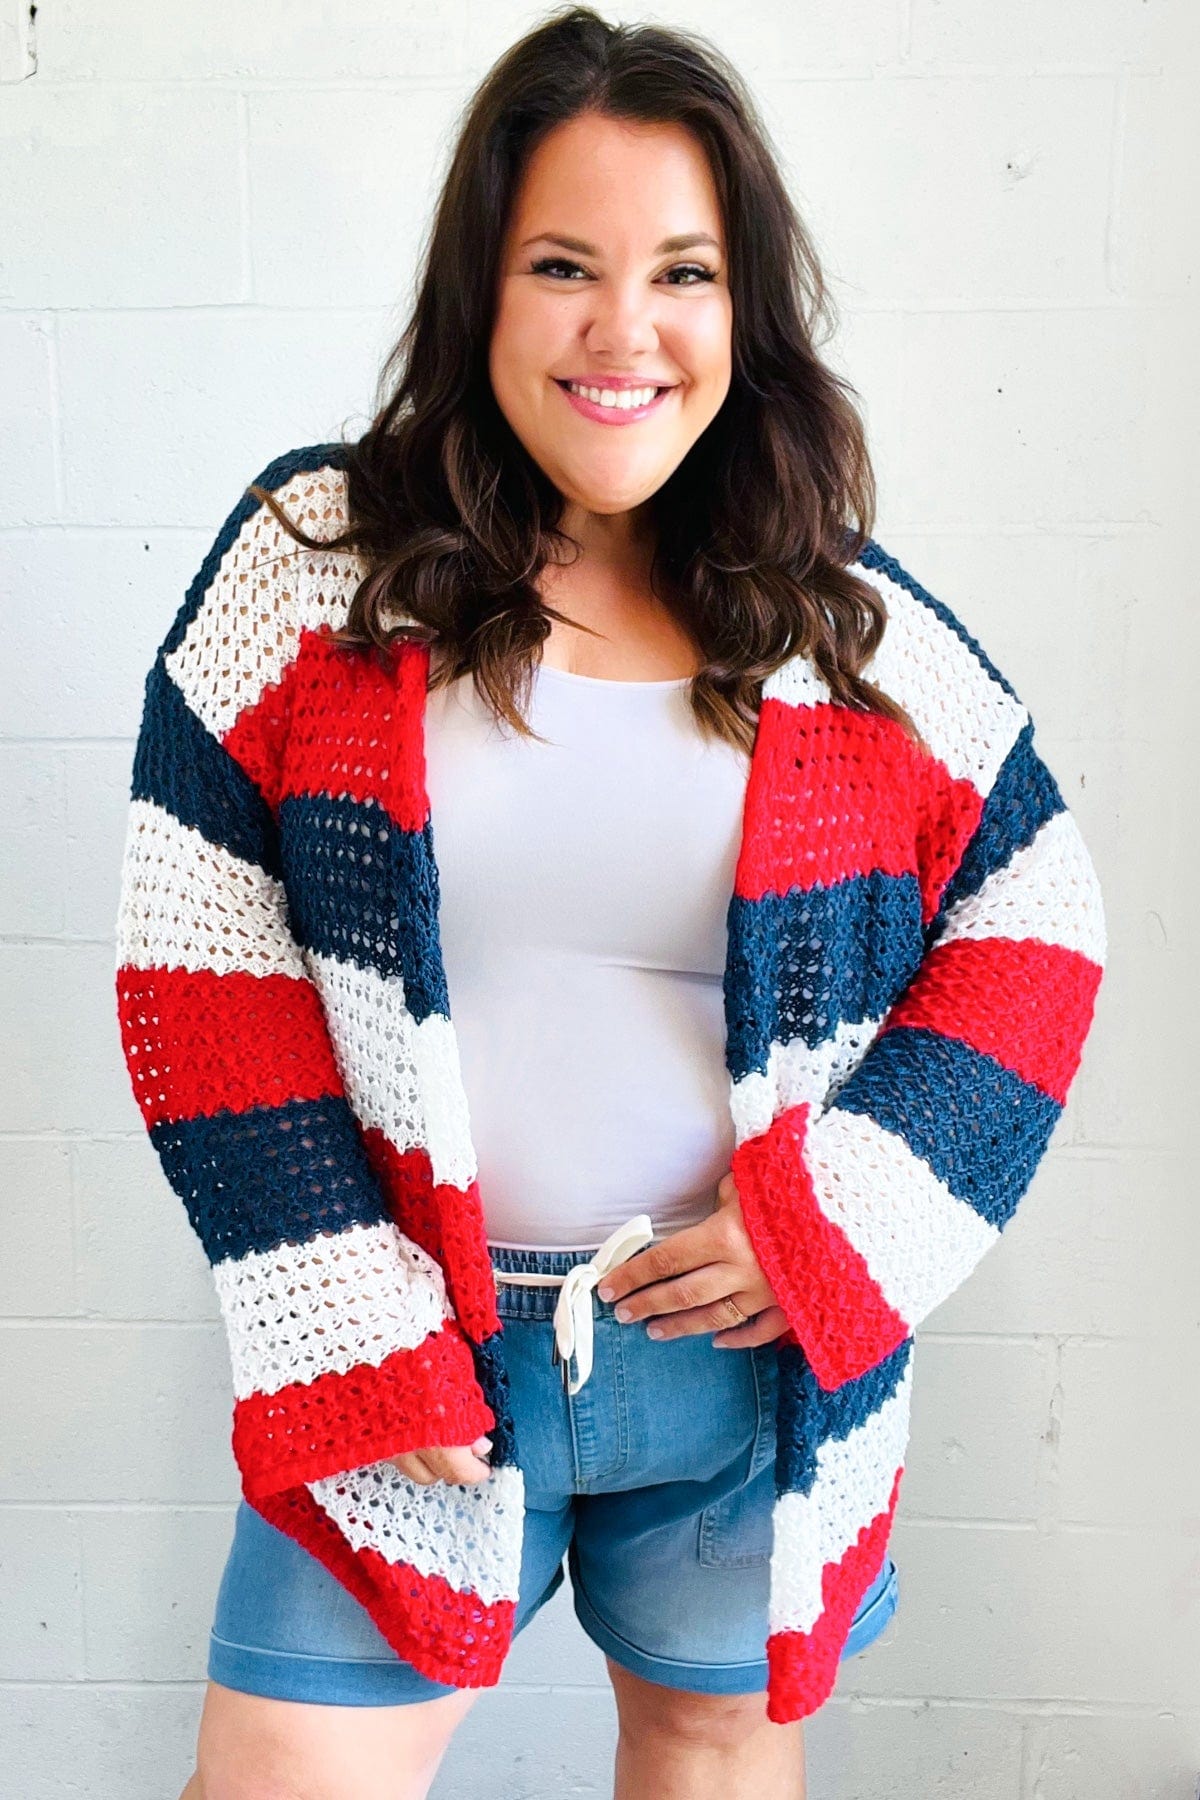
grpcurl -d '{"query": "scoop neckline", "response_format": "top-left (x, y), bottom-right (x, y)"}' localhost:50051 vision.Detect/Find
top-left (535, 661), bottom-right (694, 689)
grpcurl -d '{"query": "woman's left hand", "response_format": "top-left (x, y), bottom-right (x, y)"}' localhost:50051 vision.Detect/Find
top-left (595, 1172), bottom-right (789, 1349)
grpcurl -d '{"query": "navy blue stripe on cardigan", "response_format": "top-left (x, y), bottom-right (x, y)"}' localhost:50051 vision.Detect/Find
top-left (152, 1094), bottom-right (394, 1266)
top-left (278, 795), bottom-right (452, 1026)
top-left (926, 718), bottom-right (1066, 939)
top-left (131, 654), bottom-right (286, 883)
top-left (723, 870), bottom-right (926, 1087)
top-left (774, 1336), bottom-right (913, 1496)
top-left (833, 1028), bottom-right (1062, 1231)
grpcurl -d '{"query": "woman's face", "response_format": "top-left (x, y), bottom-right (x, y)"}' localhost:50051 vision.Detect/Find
top-left (489, 111), bottom-right (733, 525)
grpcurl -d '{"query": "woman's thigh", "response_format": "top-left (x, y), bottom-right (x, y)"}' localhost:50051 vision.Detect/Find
top-left (198, 1337), bottom-right (575, 1793)
top-left (193, 1675), bottom-right (479, 1800)
top-left (198, 1472), bottom-right (572, 1798)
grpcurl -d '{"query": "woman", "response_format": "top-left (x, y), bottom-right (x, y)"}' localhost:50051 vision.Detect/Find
top-left (113, 8), bottom-right (1106, 1798)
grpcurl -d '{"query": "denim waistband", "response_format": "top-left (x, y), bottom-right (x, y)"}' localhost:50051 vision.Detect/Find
top-left (488, 1236), bottom-right (668, 1324)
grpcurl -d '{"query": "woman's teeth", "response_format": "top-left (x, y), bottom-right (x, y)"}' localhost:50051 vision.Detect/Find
top-left (564, 382), bottom-right (662, 409)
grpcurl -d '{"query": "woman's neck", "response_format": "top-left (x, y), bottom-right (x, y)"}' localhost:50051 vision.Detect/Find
top-left (534, 554), bottom-right (701, 682)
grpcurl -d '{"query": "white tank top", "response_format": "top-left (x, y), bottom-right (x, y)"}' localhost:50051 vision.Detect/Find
top-left (423, 660), bottom-right (752, 1250)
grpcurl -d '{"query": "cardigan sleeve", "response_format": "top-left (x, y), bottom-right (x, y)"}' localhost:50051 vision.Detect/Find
top-left (113, 454), bottom-right (495, 1501)
top-left (732, 577), bottom-right (1107, 1394)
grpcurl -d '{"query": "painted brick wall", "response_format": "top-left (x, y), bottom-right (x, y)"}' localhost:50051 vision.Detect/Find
top-left (2, 2), bottom-right (1196, 1794)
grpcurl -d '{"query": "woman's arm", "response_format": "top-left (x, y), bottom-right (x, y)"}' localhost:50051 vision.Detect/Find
top-left (731, 565), bottom-right (1107, 1393)
top-left (113, 452), bottom-right (495, 1500)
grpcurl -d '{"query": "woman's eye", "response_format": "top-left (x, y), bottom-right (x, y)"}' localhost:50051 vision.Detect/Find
top-left (529, 258), bottom-right (717, 286)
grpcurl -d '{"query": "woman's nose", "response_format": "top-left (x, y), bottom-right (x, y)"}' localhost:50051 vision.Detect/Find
top-left (584, 288), bottom-right (662, 356)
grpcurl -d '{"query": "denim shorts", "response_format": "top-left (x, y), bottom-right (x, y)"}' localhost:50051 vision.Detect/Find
top-left (208, 1240), bottom-right (898, 1704)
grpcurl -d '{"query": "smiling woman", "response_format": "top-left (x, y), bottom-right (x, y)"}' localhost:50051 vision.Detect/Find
top-left (488, 111), bottom-right (734, 522)
top-left (111, 7), bottom-right (1105, 1800)
top-left (238, 2), bottom-right (924, 756)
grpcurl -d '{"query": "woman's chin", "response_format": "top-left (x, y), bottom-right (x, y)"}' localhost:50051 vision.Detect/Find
top-left (552, 465), bottom-right (678, 516)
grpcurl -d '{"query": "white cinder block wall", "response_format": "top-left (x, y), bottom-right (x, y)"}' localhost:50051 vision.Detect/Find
top-left (2, 2), bottom-right (1197, 1794)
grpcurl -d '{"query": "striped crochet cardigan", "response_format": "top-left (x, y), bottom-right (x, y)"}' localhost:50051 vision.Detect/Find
top-left (114, 442), bottom-right (1106, 1724)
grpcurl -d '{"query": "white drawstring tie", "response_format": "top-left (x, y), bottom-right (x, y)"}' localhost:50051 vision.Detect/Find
top-left (492, 1213), bottom-right (656, 1396)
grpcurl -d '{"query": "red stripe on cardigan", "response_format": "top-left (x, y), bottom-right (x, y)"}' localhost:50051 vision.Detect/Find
top-left (274, 628), bottom-right (431, 829)
top-left (249, 1486), bottom-right (516, 1689)
top-left (735, 698), bottom-right (984, 923)
top-left (885, 935), bottom-right (1105, 1105)
top-left (763, 1467), bottom-right (904, 1724)
top-left (361, 1129), bottom-right (502, 1344)
top-left (116, 963), bottom-right (344, 1128)
top-left (221, 658), bottom-right (298, 813)
top-left (731, 1102), bottom-right (909, 1392)
top-left (234, 1327), bottom-right (496, 1500)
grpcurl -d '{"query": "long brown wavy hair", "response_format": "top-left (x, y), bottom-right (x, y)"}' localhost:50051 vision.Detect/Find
top-left (248, 4), bottom-right (923, 757)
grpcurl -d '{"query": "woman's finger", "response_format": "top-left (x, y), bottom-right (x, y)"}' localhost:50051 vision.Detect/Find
top-left (636, 1291), bottom-right (761, 1343)
top-left (387, 1450), bottom-right (437, 1483)
top-left (610, 1260), bottom-right (766, 1324)
top-left (711, 1304), bottom-right (789, 1349)
top-left (386, 1443), bottom-right (492, 1485)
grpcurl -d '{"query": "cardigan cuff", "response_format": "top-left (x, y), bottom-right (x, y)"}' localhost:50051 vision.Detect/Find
top-left (232, 1320), bottom-right (497, 1500)
top-left (731, 1101), bottom-right (910, 1392)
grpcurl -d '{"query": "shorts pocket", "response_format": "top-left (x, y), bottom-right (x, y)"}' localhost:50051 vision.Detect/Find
top-left (696, 1342), bottom-right (778, 1567)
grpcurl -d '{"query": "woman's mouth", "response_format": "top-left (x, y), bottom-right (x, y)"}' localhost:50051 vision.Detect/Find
top-left (554, 379), bottom-right (676, 425)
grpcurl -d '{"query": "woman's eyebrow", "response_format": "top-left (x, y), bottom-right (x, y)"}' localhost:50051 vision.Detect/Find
top-left (519, 231), bottom-right (721, 255)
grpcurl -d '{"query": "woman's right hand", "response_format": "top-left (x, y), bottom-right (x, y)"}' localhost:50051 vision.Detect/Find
top-left (385, 1436), bottom-right (494, 1485)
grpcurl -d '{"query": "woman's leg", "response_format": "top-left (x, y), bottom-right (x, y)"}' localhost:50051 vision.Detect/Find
top-left (606, 1659), bottom-right (806, 1800)
top-left (184, 1272), bottom-right (576, 1800)
top-left (177, 1676), bottom-right (480, 1800)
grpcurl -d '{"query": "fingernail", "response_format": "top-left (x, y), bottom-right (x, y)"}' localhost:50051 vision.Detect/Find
top-left (614, 1304), bottom-right (632, 1322)
top-left (597, 1283), bottom-right (614, 1301)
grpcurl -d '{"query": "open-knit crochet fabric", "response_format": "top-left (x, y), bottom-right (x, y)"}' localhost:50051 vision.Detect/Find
top-left (114, 443), bottom-right (1106, 1722)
